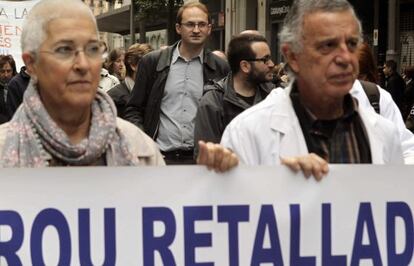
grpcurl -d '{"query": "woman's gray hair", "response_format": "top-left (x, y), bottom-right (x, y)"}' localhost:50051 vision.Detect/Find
top-left (21, 0), bottom-right (98, 55)
top-left (279, 0), bottom-right (362, 53)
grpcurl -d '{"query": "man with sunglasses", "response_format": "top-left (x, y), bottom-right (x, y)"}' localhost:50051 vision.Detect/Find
top-left (124, 1), bottom-right (229, 164)
top-left (194, 33), bottom-right (274, 156)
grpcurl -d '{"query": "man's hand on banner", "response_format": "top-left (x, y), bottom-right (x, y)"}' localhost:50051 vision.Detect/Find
top-left (281, 153), bottom-right (329, 181)
top-left (197, 140), bottom-right (239, 172)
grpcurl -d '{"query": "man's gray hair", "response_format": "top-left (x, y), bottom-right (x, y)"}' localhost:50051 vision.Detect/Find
top-left (279, 0), bottom-right (362, 53)
top-left (21, 0), bottom-right (98, 55)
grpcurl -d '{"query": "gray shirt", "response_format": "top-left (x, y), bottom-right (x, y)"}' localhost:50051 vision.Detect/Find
top-left (156, 44), bottom-right (204, 152)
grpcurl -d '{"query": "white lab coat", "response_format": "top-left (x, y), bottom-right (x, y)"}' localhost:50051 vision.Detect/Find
top-left (221, 84), bottom-right (404, 165)
top-left (350, 80), bottom-right (414, 163)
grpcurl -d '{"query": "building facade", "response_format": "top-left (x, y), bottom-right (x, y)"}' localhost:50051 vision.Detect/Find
top-left (197, 0), bottom-right (414, 70)
top-left (261, 0), bottom-right (414, 70)
top-left (83, 0), bottom-right (125, 49)
top-left (92, 0), bottom-right (414, 71)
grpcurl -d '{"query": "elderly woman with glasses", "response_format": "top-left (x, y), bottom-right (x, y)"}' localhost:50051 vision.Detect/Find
top-left (0, 0), bottom-right (238, 170)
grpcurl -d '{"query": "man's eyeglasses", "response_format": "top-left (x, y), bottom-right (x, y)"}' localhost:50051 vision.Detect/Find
top-left (180, 21), bottom-right (209, 30)
top-left (245, 55), bottom-right (273, 65)
top-left (39, 42), bottom-right (104, 62)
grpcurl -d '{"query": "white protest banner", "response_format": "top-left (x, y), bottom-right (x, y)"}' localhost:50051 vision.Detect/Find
top-left (0, 0), bottom-right (40, 69)
top-left (0, 165), bottom-right (413, 265)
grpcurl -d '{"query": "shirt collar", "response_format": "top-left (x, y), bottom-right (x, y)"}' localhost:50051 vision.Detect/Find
top-left (124, 76), bottom-right (135, 92)
top-left (290, 81), bottom-right (359, 125)
top-left (172, 41), bottom-right (204, 64)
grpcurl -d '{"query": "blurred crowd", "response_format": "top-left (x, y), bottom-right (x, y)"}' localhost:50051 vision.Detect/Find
top-left (2, 41), bottom-right (413, 130)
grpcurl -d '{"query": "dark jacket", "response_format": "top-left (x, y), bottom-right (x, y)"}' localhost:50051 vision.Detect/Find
top-left (406, 104), bottom-right (414, 133)
top-left (385, 72), bottom-right (406, 113)
top-left (123, 42), bottom-right (230, 139)
top-left (0, 82), bottom-right (9, 124)
top-left (107, 81), bottom-right (131, 118)
top-left (402, 79), bottom-right (414, 119)
top-left (194, 74), bottom-right (273, 155)
top-left (7, 66), bottom-right (30, 117)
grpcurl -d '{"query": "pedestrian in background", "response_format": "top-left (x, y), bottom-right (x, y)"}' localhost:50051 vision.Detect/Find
top-left (194, 33), bottom-right (274, 156)
top-left (402, 66), bottom-right (414, 119)
top-left (98, 41), bottom-right (120, 92)
top-left (0, 55), bottom-right (17, 123)
top-left (383, 59), bottom-right (406, 114)
top-left (123, 1), bottom-right (230, 165)
top-left (106, 48), bottom-right (125, 82)
top-left (357, 42), bottom-right (379, 84)
top-left (6, 66), bottom-right (30, 117)
top-left (272, 63), bottom-right (289, 88)
top-left (108, 43), bottom-right (153, 117)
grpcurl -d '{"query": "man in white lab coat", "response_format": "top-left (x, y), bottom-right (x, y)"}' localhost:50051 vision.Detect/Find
top-left (221, 0), bottom-right (403, 179)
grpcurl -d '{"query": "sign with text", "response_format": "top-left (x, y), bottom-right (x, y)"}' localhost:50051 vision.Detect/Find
top-left (269, 0), bottom-right (292, 21)
top-left (0, 165), bottom-right (413, 265)
top-left (0, 0), bottom-right (39, 69)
